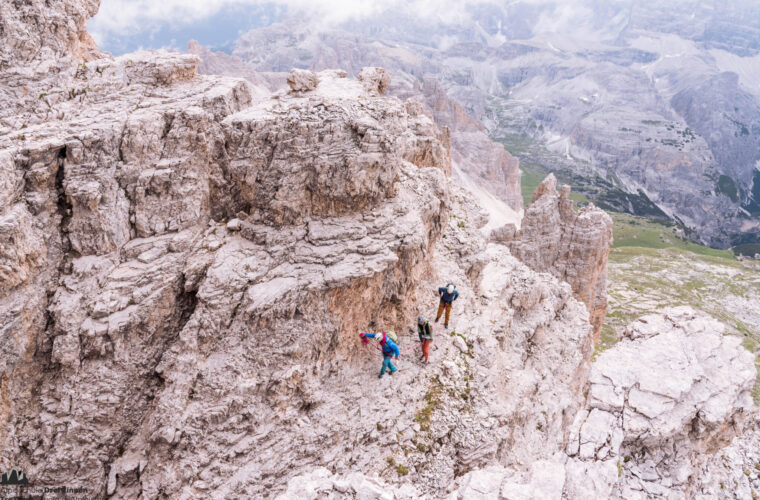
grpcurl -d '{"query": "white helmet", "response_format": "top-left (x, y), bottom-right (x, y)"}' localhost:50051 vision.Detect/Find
top-left (418, 316), bottom-right (425, 324)
top-left (447, 284), bottom-right (455, 294)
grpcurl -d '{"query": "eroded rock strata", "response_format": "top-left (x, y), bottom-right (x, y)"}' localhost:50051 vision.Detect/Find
top-left (493, 173), bottom-right (614, 340)
top-left (0, 2), bottom-right (756, 499)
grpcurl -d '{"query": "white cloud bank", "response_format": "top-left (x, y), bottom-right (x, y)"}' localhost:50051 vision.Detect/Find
top-left (88, 0), bottom-right (470, 44)
top-left (89, 0), bottom-right (578, 46)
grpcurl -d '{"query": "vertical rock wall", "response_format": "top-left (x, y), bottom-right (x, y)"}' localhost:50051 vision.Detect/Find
top-left (493, 173), bottom-right (613, 340)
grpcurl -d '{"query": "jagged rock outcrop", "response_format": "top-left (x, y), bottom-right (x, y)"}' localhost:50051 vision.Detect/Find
top-left (0, 0), bottom-right (104, 135)
top-left (0, 3), bottom-right (456, 494)
top-left (199, 34), bottom-right (524, 215)
top-left (493, 174), bottom-right (613, 340)
top-left (566, 306), bottom-right (756, 498)
top-left (1, 3), bottom-right (756, 500)
top-left (0, 0), bottom-right (100, 66)
top-left (402, 77), bottom-right (522, 213)
top-left (286, 68), bottom-right (320, 92)
top-left (358, 66), bottom-right (391, 96)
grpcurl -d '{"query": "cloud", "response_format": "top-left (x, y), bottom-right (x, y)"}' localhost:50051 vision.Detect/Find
top-left (88, 0), bottom-right (484, 46)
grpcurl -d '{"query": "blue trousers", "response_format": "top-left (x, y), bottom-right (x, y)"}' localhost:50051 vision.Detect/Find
top-left (380, 357), bottom-right (397, 376)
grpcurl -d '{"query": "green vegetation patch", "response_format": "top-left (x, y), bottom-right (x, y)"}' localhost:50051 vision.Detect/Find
top-left (414, 378), bottom-right (443, 432)
top-left (716, 175), bottom-right (739, 202)
top-left (734, 243), bottom-right (760, 257)
top-left (611, 213), bottom-right (735, 259)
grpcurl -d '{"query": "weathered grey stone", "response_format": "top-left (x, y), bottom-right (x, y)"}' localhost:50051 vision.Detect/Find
top-left (286, 68), bottom-right (319, 92)
top-left (502, 174), bottom-right (613, 340)
top-left (358, 66), bottom-right (391, 96)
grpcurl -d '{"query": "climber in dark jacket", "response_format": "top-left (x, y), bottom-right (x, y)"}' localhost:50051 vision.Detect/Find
top-left (435, 283), bottom-right (459, 328)
top-left (417, 316), bottom-right (433, 363)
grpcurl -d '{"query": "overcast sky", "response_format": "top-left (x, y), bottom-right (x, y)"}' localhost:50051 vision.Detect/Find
top-left (89, 0), bottom-right (739, 56)
top-left (88, 0), bottom-right (491, 52)
top-left (90, 0), bottom-right (595, 54)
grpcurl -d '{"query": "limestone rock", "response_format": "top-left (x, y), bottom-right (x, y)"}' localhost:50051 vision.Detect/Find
top-left (0, 3), bottom-right (754, 500)
top-left (358, 67), bottom-right (391, 96)
top-left (0, 3), bottom-right (455, 495)
top-left (286, 68), bottom-right (319, 92)
top-left (0, 0), bottom-right (101, 66)
top-left (224, 70), bottom-right (446, 225)
top-left (567, 307), bottom-right (757, 496)
top-left (276, 468), bottom-right (419, 500)
top-left (496, 174), bottom-right (613, 340)
top-left (0, 204), bottom-right (46, 289)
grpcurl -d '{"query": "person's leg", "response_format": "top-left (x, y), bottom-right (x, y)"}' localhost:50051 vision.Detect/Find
top-left (444, 302), bottom-right (452, 326)
top-left (422, 340), bottom-right (430, 362)
top-left (388, 359), bottom-right (397, 373)
top-left (435, 300), bottom-right (444, 322)
top-left (380, 358), bottom-right (390, 377)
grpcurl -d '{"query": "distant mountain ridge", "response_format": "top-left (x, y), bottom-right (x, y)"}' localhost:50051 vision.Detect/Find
top-left (229, 0), bottom-right (760, 248)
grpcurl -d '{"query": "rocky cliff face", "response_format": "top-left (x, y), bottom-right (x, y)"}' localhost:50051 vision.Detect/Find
top-left (393, 77), bottom-right (522, 215)
top-left (1, 2), bottom-right (756, 499)
top-left (279, 307), bottom-right (757, 499)
top-left (493, 174), bottom-right (613, 340)
top-left (0, 0), bottom-right (100, 66)
top-left (199, 34), bottom-right (524, 217)
top-left (567, 307), bottom-right (756, 498)
top-left (0, 4), bottom-right (453, 492)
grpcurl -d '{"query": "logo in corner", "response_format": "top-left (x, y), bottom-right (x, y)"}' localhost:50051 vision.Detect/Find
top-left (0, 468), bottom-right (29, 485)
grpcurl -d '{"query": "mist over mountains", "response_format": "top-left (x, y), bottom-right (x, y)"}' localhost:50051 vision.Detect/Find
top-left (92, 0), bottom-right (760, 248)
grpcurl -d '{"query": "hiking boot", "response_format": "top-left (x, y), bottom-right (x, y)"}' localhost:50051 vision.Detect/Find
top-left (434, 317), bottom-right (439, 323)
top-left (389, 370), bottom-right (395, 375)
top-left (378, 373), bottom-right (383, 379)
top-left (444, 323), bottom-right (449, 329)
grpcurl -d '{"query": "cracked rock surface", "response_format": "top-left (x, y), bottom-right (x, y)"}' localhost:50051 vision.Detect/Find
top-left (495, 173), bottom-right (614, 340)
top-left (1, 2), bottom-right (756, 499)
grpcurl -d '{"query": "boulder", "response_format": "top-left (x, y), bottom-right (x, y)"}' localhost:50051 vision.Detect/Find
top-left (286, 68), bottom-right (319, 92)
top-left (358, 66), bottom-right (391, 96)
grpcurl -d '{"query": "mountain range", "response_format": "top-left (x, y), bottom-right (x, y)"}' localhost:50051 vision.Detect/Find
top-left (227, 0), bottom-right (760, 248)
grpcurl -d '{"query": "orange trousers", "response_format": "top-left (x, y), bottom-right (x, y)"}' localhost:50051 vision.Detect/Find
top-left (436, 301), bottom-right (452, 324)
top-left (421, 339), bottom-right (431, 362)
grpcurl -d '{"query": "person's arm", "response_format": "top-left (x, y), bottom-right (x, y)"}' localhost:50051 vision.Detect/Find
top-left (438, 287), bottom-right (445, 296)
top-left (453, 290), bottom-right (459, 301)
top-left (361, 332), bottom-right (377, 339)
top-left (427, 323), bottom-right (433, 340)
top-left (388, 338), bottom-right (400, 358)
